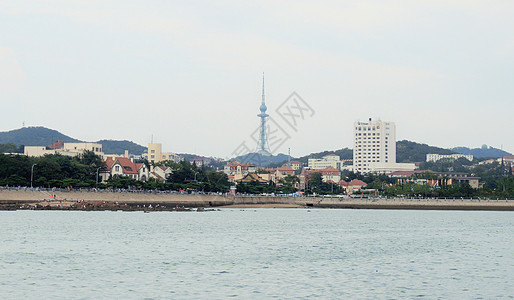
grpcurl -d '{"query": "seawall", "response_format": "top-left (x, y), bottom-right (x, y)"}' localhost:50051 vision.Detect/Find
top-left (1, 190), bottom-right (513, 211)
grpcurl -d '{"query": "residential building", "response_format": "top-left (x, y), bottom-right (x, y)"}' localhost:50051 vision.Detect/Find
top-left (150, 165), bottom-right (172, 182)
top-left (319, 167), bottom-right (341, 183)
top-left (367, 162), bottom-right (416, 173)
top-left (393, 172), bottom-right (482, 189)
top-left (339, 179), bottom-right (367, 194)
top-left (289, 161), bottom-right (303, 171)
top-left (275, 165), bottom-right (295, 179)
top-left (299, 167), bottom-right (341, 189)
top-left (100, 157), bottom-right (148, 183)
top-left (104, 150), bottom-right (131, 161)
top-left (142, 143), bottom-right (183, 164)
top-left (224, 161), bottom-right (257, 182)
top-left (501, 156), bottom-right (514, 166)
top-left (426, 153), bottom-right (473, 162)
top-left (308, 154), bottom-right (342, 170)
top-left (190, 157), bottom-right (212, 167)
top-left (24, 142), bottom-right (104, 158)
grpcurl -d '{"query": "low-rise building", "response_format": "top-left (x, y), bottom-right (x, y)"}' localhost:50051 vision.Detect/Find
top-left (275, 165), bottom-right (295, 179)
top-left (150, 165), bottom-right (172, 182)
top-left (308, 154), bottom-right (343, 170)
top-left (190, 157), bottom-right (212, 167)
top-left (142, 143), bottom-right (183, 164)
top-left (224, 161), bottom-right (256, 182)
top-left (24, 142), bottom-right (104, 158)
top-left (238, 173), bottom-right (268, 184)
top-left (299, 166), bottom-right (342, 190)
top-left (319, 166), bottom-right (341, 183)
top-left (426, 153), bottom-right (473, 162)
top-left (367, 162), bottom-right (417, 174)
top-left (100, 157), bottom-right (148, 183)
top-left (289, 161), bottom-right (303, 171)
top-left (339, 179), bottom-right (367, 194)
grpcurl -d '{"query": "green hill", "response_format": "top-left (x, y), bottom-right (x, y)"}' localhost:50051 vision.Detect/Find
top-left (396, 140), bottom-right (455, 163)
top-left (0, 127), bottom-right (147, 155)
top-left (0, 126), bottom-right (80, 146)
top-left (452, 146), bottom-right (511, 158)
top-left (294, 141), bottom-right (455, 165)
top-left (296, 148), bottom-right (353, 164)
top-left (98, 140), bottom-right (146, 155)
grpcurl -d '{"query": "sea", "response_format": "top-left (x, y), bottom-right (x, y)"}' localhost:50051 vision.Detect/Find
top-left (1, 209), bottom-right (513, 299)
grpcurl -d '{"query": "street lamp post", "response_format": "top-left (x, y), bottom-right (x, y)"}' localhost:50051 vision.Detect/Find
top-left (30, 164), bottom-right (37, 188)
top-left (96, 167), bottom-right (101, 185)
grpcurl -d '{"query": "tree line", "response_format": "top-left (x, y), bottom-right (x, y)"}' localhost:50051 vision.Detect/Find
top-left (0, 152), bottom-right (231, 193)
top-left (0, 151), bottom-right (104, 188)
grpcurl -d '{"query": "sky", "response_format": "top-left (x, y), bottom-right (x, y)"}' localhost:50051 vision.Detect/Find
top-left (1, 0), bottom-right (513, 158)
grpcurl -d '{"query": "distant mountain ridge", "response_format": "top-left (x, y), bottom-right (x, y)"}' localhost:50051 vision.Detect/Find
top-left (0, 127), bottom-right (80, 146)
top-left (97, 140), bottom-right (146, 155)
top-left (232, 152), bottom-right (291, 167)
top-left (227, 141), bottom-right (477, 167)
top-left (452, 146), bottom-right (511, 158)
top-left (0, 127), bottom-right (147, 155)
top-left (396, 140), bottom-right (456, 163)
top-left (3, 126), bottom-right (510, 162)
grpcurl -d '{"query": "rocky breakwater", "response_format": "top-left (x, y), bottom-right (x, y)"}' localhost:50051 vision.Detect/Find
top-left (0, 189), bottom-right (233, 211)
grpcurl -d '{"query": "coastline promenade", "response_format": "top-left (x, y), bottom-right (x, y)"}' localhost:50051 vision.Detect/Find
top-left (1, 188), bottom-right (513, 211)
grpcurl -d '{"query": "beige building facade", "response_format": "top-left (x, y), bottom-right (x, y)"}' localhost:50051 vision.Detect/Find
top-left (24, 142), bottom-right (104, 158)
top-left (142, 143), bottom-right (183, 164)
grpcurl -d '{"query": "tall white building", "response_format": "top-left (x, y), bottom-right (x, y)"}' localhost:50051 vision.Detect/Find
top-left (353, 118), bottom-right (396, 173)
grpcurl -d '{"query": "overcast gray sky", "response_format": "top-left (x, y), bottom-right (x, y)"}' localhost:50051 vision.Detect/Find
top-left (1, 1), bottom-right (513, 158)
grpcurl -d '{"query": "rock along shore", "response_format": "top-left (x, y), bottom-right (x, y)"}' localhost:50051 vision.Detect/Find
top-left (1, 189), bottom-right (513, 211)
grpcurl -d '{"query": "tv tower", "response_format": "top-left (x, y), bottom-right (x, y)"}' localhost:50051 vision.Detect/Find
top-left (256, 73), bottom-right (271, 156)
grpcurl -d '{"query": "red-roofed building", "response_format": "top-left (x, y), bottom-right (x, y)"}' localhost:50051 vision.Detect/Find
top-left (289, 161), bottom-right (302, 171)
top-left (100, 157), bottom-right (149, 183)
top-left (150, 165), bottom-right (172, 182)
top-left (338, 179), bottom-right (367, 194)
top-left (299, 167), bottom-right (342, 189)
top-left (48, 140), bottom-right (64, 150)
top-left (319, 167), bottom-right (341, 183)
top-left (223, 162), bottom-right (256, 181)
top-left (277, 165), bottom-right (295, 176)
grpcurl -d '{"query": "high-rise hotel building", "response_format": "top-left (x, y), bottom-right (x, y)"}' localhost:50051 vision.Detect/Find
top-left (353, 118), bottom-right (396, 173)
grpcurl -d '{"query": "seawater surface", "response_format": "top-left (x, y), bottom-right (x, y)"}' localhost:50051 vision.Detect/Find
top-left (1, 209), bottom-right (513, 299)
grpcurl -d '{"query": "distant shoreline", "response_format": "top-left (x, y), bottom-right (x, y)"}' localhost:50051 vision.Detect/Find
top-left (1, 189), bottom-right (513, 211)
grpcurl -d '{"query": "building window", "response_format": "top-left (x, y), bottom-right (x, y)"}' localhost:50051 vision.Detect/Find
top-left (115, 166), bottom-right (120, 172)
top-left (151, 150), bottom-right (155, 153)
